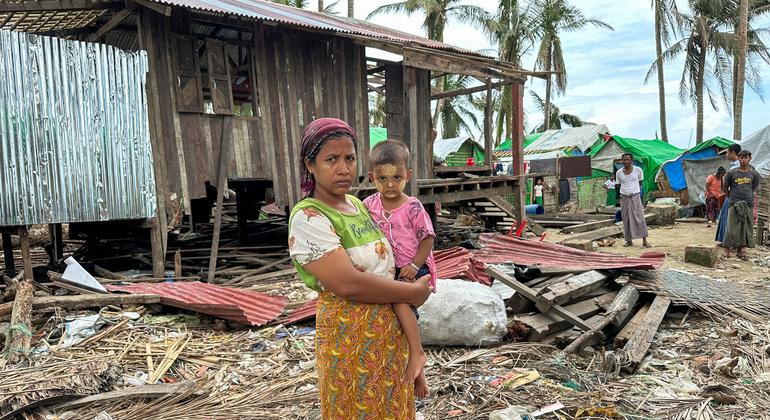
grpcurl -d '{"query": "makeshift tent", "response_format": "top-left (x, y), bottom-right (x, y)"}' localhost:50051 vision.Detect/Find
top-left (739, 125), bottom-right (770, 176)
top-left (370, 127), bottom-right (388, 147)
top-left (657, 136), bottom-right (734, 192)
top-left (493, 133), bottom-right (541, 157)
top-left (434, 136), bottom-right (485, 166)
top-left (589, 136), bottom-right (684, 199)
top-left (683, 157), bottom-right (731, 205)
top-left (526, 124), bottom-right (609, 155)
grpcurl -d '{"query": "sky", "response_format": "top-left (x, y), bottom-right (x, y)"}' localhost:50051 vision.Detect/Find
top-left (319, 0), bottom-right (769, 149)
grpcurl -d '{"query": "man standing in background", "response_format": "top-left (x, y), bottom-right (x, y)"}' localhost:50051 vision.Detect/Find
top-left (616, 153), bottom-right (651, 248)
top-left (715, 143), bottom-right (742, 244)
top-left (722, 150), bottom-right (760, 260)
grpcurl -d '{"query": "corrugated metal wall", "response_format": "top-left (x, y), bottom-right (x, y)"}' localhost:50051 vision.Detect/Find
top-left (0, 30), bottom-right (156, 226)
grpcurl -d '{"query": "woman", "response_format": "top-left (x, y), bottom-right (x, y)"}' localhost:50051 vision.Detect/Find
top-left (287, 118), bottom-right (432, 419)
top-left (705, 166), bottom-right (726, 225)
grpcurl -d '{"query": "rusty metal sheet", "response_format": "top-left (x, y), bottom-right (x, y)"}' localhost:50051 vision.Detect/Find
top-left (106, 282), bottom-right (287, 326)
top-left (284, 298), bottom-right (317, 325)
top-left (150, 0), bottom-right (487, 57)
top-left (0, 29), bottom-right (155, 226)
top-left (434, 247), bottom-right (490, 285)
top-left (476, 233), bottom-right (665, 271)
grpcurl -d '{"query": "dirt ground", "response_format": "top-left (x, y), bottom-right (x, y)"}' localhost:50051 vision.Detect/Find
top-left (546, 220), bottom-right (770, 284)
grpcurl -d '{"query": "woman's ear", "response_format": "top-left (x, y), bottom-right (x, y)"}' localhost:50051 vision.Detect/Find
top-left (304, 157), bottom-right (313, 174)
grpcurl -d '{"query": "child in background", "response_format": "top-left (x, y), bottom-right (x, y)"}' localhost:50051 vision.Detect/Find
top-left (364, 139), bottom-right (437, 399)
top-left (532, 177), bottom-right (546, 206)
top-left (604, 173), bottom-right (617, 207)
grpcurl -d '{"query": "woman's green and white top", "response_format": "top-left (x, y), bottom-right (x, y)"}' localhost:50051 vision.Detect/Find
top-left (288, 195), bottom-right (395, 292)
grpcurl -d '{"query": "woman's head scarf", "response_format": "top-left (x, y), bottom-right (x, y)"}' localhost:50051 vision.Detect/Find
top-left (299, 118), bottom-right (358, 197)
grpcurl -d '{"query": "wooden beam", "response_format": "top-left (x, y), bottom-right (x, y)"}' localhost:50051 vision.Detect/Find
top-left (88, 8), bottom-right (133, 42)
top-left (614, 303), bottom-right (650, 348)
top-left (511, 82), bottom-right (526, 223)
top-left (562, 225), bottom-right (623, 243)
top-left (514, 291), bottom-right (618, 341)
top-left (536, 271), bottom-right (608, 313)
top-left (562, 302), bottom-right (629, 354)
top-left (4, 279), bottom-right (33, 362)
top-left (0, 1), bottom-right (122, 12)
top-left (560, 218), bottom-right (618, 234)
top-left (0, 294), bottom-right (161, 318)
top-left (484, 79), bottom-right (493, 170)
top-left (431, 80), bottom-right (508, 100)
top-left (0, 12), bottom-right (14, 28)
top-left (130, 0), bottom-right (171, 16)
top-left (606, 284), bottom-right (640, 327)
top-left (622, 295), bottom-right (671, 372)
top-left (207, 117), bottom-right (233, 283)
top-left (486, 266), bottom-right (593, 331)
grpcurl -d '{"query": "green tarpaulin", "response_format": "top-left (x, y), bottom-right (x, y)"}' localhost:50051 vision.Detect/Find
top-left (370, 127), bottom-right (388, 147)
top-left (590, 136), bottom-right (684, 199)
top-left (687, 136), bottom-right (734, 155)
top-left (495, 133), bottom-right (542, 151)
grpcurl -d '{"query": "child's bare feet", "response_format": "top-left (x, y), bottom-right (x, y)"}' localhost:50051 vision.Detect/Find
top-left (404, 349), bottom-right (427, 384)
top-left (414, 368), bottom-right (429, 399)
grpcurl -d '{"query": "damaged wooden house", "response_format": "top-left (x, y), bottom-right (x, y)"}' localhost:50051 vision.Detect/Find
top-left (0, 0), bottom-right (540, 260)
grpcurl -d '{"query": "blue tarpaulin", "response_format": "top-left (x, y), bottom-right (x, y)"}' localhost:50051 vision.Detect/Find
top-left (662, 148), bottom-right (719, 191)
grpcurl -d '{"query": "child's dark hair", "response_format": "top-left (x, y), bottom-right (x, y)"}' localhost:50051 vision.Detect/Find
top-left (369, 139), bottom-right (410, 168)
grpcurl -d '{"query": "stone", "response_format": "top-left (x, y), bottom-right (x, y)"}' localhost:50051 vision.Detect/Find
top-left (418, 279), bottom-right (508, 346)
top-left (562, 239), bottom-right (595, 252)
top-left (646, 203), bottom-right (677, 226)
top-left (685, 244), bottom-right (718, 268)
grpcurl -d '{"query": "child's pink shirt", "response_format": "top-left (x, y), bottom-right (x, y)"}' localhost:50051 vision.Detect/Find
top-left (363, 193), bottom-right (437, 287)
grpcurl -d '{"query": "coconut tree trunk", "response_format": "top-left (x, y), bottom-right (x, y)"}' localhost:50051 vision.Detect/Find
top-left (733, 0), bottom-right (748, 140)
top-left (695, 47), bottom-right (706, 144)
top-left (544, 45), bottom-right (553, 131)
top-left (654, 0), bottom-right (669, 142)
top-left (347, 0), bottom-right (354, 18)
top-left (317, 0), bottom-right (323, 12)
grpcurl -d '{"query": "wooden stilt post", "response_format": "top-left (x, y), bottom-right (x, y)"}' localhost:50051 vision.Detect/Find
top-left (2, 233), bottom-right (15, 278)
top-left (511, 81), bottom-right (526, 224)
top-left (207, 117), bottom-right (233, 284)
top-left (150, 218), bottom-right (165, 279)
top-left (6, 227), bottom-right (34, 363)
top-left (47, 223), bottom-right (64, 265)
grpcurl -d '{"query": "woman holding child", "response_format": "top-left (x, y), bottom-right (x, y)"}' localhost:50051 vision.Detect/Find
top-left (287, 118), bottom-right (434, 419)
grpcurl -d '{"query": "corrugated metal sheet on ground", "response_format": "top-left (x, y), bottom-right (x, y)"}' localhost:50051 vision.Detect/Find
top-left (150, 0), bottom-right (485, 57)
top-left (476, 233), bottom-right (664, 270)
top-left (0, 29), bottom-right (155, 226)
top-left (106, 282), bottom-right (287, 326)
top-left (285, 299), bottom-right (318, 325)
top-left (434, 247), bottom-right (490, 285)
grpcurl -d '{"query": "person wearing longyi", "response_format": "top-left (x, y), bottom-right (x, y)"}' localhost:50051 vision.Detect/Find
top-left (287, 118), bottom-right (432, 419)
top-left (615, 153), bottom-right (651, 248)
top-left (721, 150), bottom-right (760, 260)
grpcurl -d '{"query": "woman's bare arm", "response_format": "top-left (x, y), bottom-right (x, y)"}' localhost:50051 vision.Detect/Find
top-left (303, 248), bottom-right (432, 307)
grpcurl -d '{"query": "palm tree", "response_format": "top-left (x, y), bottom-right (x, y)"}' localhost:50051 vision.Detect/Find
top-left (529, 91), bottom-right (590, 132)
top-left (367, 1), bottom-right (490, 130)
top-left (648, 0), bottom-right (769, 143)
top-left (531, 0), bottom-right (613, 131)
top-left (369, 93), bottom-right (386, 127)
top-left (438, 74), bottom-right (482, 138)
top-left (271, 0), bottom-right (307, 6)
top-left (649, 0), bottom-right (677, 142)
top-left (348, 0), bottom-right (354, 18)
top-left (482, 0), bottom-right (537, 145)
top-left (318, 0), bottom-right (323, 11)
top-left (734, 0), bottom-right (748, 140)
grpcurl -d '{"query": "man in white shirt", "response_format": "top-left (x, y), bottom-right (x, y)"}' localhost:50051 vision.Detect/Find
top-left (615, 153), bottom-right (651, 247)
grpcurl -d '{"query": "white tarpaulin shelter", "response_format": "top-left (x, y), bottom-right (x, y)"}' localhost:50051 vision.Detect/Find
top-left (739, 125), bottom-right (770, 176)
top-left (525, 124), bottom-right (609, 155)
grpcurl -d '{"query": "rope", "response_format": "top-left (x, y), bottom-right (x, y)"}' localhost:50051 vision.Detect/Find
top-left (8, 323), bottom-right (33, 337)
top-left (603, 349), bottom-right (633, 376)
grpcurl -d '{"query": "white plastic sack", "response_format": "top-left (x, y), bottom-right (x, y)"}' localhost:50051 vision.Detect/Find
top-left (418, 279), bottom-right (508, 346)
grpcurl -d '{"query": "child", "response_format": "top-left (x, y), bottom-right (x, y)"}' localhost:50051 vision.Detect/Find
top-left (604, 173), bottom-right (617, 207)
top-left (363, 139), bottom-right (437, 399)
top-left (532, 177), bottom-right (546, 206)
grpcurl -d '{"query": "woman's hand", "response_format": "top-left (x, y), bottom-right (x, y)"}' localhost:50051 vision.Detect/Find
top-left (410, 275), bottom-right (433, 308)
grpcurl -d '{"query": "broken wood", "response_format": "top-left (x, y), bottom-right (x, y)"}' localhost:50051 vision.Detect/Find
top-left (562, 302), bottom-right (628, 354)
top-left (560, 218), bottom-right (617, 234)
top-left (536, 271), bottom-right (608, 312)
top-left (487, 266), bottom-right (593, 332)
top-left (4, 279), bottom-right (34, 363)
top-left (563, 225), bottom-right (624, 243)
top-left (48, 272), bottom-right (108, 295)
top-left (606, 284), bottom-right (639, 326)
top-left (621, 295), bottom-right (671, 372)
top-left (208, 117), bottom-right (233, 283)
top-left (0, 294), bottom-right (161, 318)
top-left (514, 291), bottom-right (618, 341)
top-left (53, 381), bottom-right (197, 411)
top-left (614, 303), bottom-right (650, 348)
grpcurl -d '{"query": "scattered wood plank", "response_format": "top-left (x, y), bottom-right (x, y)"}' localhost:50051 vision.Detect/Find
top-left (0, 294), bottom-right (161, 318)
top-left (536, 271), bottom-right (608, 312)
top-left (606, 284), bottom-right (640, 327)
top-left (562, 302), bottom-right (629, 354)
top-left (614, 303), bottom-right (650, 348)
top-left (622, 295), bottom-right (671, 372)
top-left (53, 381), bottom-right (197, 411)
top-left (561, 218), bottom-right (616, 234)
top-left (514, 291), bottom-right (618, 341)
top-left (563, 225), bottom-right (624, 243)
top-left (487, 267), bottom-right (593, 332)
top-left (238, 267), bottom-right (296, 285)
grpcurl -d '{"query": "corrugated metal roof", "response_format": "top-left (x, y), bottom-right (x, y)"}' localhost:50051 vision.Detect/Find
top-left (106, 282), bottom-right (287, 326)
top-left (525, 124), bottom-right (609, 155)
top-left (150, 0), bottom-right (487, 58)
top-left (284, 298), bottom-right (317, 325)
top-left (433, 136), bottom-right (484, 160)
top-left (0, 29), bottom-right (156, 226)
top-left (476, 233), bottom-right (665, 270)
top-left (434, 247), bottom-right (490, 285)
